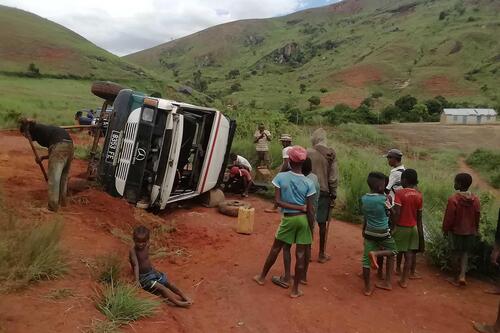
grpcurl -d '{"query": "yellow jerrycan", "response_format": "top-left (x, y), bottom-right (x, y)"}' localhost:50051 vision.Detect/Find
top-left (237, 206), bottom-right (255, 234)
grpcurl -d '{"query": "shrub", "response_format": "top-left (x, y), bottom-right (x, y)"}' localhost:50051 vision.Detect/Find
top-left (380, 106), bottom-right (400, 124)
top-left (230, 82), bottom-right (242, 92)
top-left (320, 88), bottom-right (328, 93)
top-left (307, 95), bottom-right (321, 110)
top-left (395, 95), bottom-right (418, 113)
top-left (226, 69), bottom-right (240, 80)
top-left (299, 83), bottom-right (306, 94)
top-left (371, 91), bottom-right (383, 98)
top-left (94, 281), bottom-right (160, 326)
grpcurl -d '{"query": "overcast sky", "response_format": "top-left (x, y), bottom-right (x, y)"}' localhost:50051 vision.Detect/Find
top-left (0, 0), bottom-right (340, 56)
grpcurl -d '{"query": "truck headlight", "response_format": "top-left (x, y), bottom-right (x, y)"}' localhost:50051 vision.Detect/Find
top-left (142, 107), bottom-right (154, 122)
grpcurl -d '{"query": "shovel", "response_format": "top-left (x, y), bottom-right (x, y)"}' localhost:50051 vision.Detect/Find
top-left (26, 132), bottom-right (48, 182)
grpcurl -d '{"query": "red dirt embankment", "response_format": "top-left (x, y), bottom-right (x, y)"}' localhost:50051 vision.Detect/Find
top-left (0, 131), bottom-right (496, 333)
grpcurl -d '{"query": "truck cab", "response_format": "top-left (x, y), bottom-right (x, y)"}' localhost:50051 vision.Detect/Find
top-left (99, 89), bottom-right (236, 210)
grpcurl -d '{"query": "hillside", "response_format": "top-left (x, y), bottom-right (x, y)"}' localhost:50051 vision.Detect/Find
top-left (126, 0), bottom-right (500, 111)
top-left (0, 5), bottom-right (151, 81)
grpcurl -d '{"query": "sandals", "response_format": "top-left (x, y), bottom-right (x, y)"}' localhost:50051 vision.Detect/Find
top-left (271, 276), bottom-right (290, 289)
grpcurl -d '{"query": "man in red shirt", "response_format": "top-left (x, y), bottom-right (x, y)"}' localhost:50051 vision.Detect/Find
top-left (392, 169), bottom-right (424, 288)
top-left (443, 173), bottom-right (480, 287)
top-left (229, 166), bottom-right (253, 198)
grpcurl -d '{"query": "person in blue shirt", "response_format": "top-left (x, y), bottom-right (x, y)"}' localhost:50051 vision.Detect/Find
top-left (361, 172), bottom-right (397, 296)
top-left (253, 146), bottom-right (316, 298)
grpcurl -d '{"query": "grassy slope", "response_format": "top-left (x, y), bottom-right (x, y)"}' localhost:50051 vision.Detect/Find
top-left (0, 5), bottom-right (151, 80)
top-left (126, 0), bottom-right (500, 111)
top-left (0, 5), bottom-right (214, 128)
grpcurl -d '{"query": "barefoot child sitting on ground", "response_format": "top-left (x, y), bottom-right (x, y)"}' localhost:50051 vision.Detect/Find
top-left (443, 173), bottom-right (481, 287)
top-left (253, 146), bottom-right (316, 298)
top-left (129, 225), bottom-right (192, 308)
top-left (392, 169), bottom-right (424, 288)
top-left (361, 172), bottom-right (398, 296)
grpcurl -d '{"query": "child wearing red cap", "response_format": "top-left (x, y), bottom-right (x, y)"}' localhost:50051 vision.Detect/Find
top-left (253, 146), bottom-right (316, 298)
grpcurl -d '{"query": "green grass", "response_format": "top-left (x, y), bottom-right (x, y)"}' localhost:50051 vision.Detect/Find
top-left (0, 208), bottom-right (66, 291)
top-left (94, 281), bottom-right (160, 326)
top-left (466, 149), bottom-right (500, 188)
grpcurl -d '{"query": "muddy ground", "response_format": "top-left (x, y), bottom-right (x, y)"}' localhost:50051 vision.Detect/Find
top-left (0, 131), bottom-right (497, 333)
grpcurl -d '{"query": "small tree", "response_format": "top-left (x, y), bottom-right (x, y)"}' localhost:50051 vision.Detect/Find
top-left (27, 63), bottom-right (40, 77)
top-left (226, 69), bottom-right (240, 80)
top-left (308, 96), bottom-right (321, 110)
top-left (299, 83), bottom-right (306, 94)
top-left (230, 82), bottom-right (242, 92)
top-left (395, 95), bottom-right (417, 113)
top-left (193, 70), bottom-right (207, 92)
top-left (380, 106), bottom-right (401, 124)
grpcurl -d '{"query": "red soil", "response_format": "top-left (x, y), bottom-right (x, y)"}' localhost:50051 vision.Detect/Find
top-left (329, 65), bottom-right (384, 88)
top-left (321, 88), bottom-right (366, 108)
top-left (421, 75), bottom-right (474, 97)
top-left (0, 131), bottom-right (497, 333)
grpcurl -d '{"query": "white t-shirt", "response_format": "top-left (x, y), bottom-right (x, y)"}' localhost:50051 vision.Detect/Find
top-left (386, 165), bottom-right (405, 204)
top-left (236, 155), bottom-right (252, 172)
top-left (282, 146), bottom-right (292, 159)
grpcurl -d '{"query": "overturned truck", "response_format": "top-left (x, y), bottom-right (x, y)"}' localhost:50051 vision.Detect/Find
top-left (90, 82), bottom-right (236, 210)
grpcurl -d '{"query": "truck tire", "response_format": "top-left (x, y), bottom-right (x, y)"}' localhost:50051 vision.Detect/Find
top-left (91, 81), bottom-right (125, 102)
top-left (218, 200), bottom-right (252, 217)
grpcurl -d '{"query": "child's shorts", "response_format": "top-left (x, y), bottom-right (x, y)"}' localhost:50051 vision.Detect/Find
top-left (139, 269), bottom-right (168, 291)
top-left (450, 233), bottom-right (476, 252)
top-left (393, 225), bottom-right (419, 252)
top-left (362, 237), bottom-right (397, 268)
top-left (275, 214), bottom-right (312, 245)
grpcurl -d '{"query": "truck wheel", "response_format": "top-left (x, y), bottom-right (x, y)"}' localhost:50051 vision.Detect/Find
top-left (91, 81), bottom-right (125, 102)
top-left (218, 200), bottom-right (252, 217)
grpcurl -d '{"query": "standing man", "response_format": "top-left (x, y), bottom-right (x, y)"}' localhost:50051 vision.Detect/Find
top-left (265, 134), bottom-right (293, 214)
top-left (307, 128), bottom-right (338, 263)
top-left (384, 148), bottom-right (408, 277)
top-left (20, 118), bottom-right (74, 212)
top-left (385, 148), bottom-right (405, 205)
top-left (254, 123), bottom-right (272, 168)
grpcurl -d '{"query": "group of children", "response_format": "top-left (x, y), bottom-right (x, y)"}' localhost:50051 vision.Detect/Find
top-left (361, 162), bottom-right (481, 296)
top-left (128, 145), bottom-right (482, 306)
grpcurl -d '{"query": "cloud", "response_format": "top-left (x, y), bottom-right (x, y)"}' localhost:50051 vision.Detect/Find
top-left (0, 0), bottom-right (339, 56)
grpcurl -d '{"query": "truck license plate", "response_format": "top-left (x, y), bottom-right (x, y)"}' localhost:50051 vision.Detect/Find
top-left (105, 130), bottom-right (120, 164)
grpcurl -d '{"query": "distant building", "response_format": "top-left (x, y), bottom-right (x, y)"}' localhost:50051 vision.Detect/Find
top-left (440, 108), bottom-right (497, 125)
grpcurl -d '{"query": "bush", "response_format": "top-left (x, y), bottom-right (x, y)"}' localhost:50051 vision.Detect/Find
top-left (226, 69), bottom-right (240, 80)
top-left (230, 82), bottom-right (242, 92)
top-left (95, 281), bottom-right (160, 326)
top-left (371, 91), bottom-right (383, 99)
top-left (307, 95), bottom-right (321, 110)
top-left (380, 106), bottom-right (400, 124)
top-left (320, 88), bottom-right (328, 93)
top-left (395, 95), bottom-right (417, 113)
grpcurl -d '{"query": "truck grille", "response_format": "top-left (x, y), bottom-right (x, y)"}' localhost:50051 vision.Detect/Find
top-left (115, 121), bottom-right (138, 194)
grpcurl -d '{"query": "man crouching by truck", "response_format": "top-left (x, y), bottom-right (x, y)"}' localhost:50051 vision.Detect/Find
top-left (19, 118), bottom-right (74, 212)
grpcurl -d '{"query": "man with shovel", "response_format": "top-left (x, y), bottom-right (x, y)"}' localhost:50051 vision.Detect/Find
top-left (19, 118), bottom-right (74, 212)
top-left (307, 128), bottom-right (338, 263)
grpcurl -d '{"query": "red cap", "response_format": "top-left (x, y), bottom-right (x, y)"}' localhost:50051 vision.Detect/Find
top-left (230, 166), bottom-right (241, 177)
top-left (288, 146), bottom-right (307, 162)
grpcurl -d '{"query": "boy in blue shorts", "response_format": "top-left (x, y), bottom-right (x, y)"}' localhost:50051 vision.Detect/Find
top-left (361, 172), bottom-right (397, 296)
top-left (129, 225), bottom-right (192, 307)
top-left (253, 146), bottom-right (316, 298)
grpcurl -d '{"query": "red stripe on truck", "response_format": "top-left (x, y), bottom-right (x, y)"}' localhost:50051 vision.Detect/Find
top-left (200, 113), bottom-right (222, 192)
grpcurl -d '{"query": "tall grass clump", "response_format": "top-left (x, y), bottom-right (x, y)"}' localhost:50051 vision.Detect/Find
top-left (92, 255), bottom-right (123, 284)
top-left (0, 212), bottom-right (66, 291)
top-left (94, 281), bottom-right (160, 326)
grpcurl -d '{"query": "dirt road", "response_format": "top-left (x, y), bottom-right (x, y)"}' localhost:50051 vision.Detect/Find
top-left (0, 131), bottom-right (496, 333)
